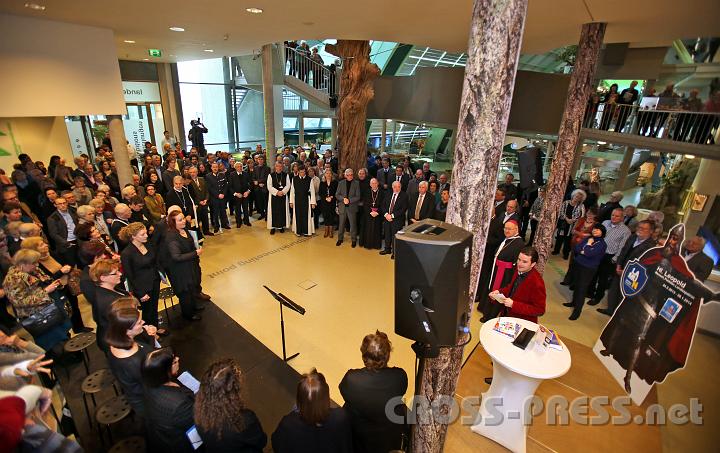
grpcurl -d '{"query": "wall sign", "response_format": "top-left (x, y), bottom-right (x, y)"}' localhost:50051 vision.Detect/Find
top-left (122, 81), bottom-right (161, 103)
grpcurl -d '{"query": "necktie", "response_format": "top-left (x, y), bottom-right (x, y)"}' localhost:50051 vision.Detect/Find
top-left (396, 175), bottom-right (401, 181)
top-left (415, 194), bottom-right (423, 219)
top-left (389, 193), bottom-right (397, 213)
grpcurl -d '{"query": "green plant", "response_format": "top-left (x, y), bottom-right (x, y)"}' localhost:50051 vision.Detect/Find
top-left (556, 45), bottom-right (578, 67)
top-left (91, 125), bottom-right (109, 147)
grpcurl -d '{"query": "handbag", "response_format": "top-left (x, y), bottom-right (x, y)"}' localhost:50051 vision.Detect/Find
top-left (20, 302), bottom-right (66, 338)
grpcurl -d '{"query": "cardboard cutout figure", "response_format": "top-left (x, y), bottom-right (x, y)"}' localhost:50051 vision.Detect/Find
top-left (593, 224), bottom-right (719, 404)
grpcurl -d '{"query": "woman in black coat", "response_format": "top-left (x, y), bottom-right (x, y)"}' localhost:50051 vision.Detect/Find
top-left (272, 369), bottom-right (352, 453)
top-left (195, 359), bottom-right (267, 452)
top-left (318, 169), bottom-right (338, 238)
top-left (142, 347), bottom-right (195, 453)
top-left (120, 222), bottom-right (165, 334)
top-left (164, 210), bottom-right (203, 321)
top-left (89, 259), bottom-right (128, 353)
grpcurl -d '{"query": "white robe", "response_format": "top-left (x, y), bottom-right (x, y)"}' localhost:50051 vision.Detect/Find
top-left (266, 173), bottom-right (291, 229)
top-left (290, 177), bottom-right (317, 235)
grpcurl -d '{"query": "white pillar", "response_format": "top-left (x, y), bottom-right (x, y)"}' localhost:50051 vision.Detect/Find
top-left (262, 44), bottom-right (277, 165)
top-left (107, 115), bottom-right (133, 188)
top-left (298, 113), bottom-right (304, 147)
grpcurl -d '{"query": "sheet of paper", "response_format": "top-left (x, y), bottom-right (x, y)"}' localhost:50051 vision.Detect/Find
top-left (178, 371), bottom-right (200, 394)
top-left (186, 425), bottom-right (203, 449)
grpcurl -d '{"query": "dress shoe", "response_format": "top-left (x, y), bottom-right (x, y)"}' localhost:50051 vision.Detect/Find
top-left (484, 377), bottom-right (493, 385)
top-left (279, 228), bottom-right (285, 233)
top-left (223, 225), bottom-right (231, 229)
top-left (351, 240), bottom-right (357, 248)
top-left (597, 308), bottom-right (612, 316)
top-left (198, 292), bottom-right (211, 300)
top-left (562, 302), bottom-right (575, 307)
top-left (270, 229), bottom-right (276, 235)
top-left (244, 221), bottom-right (251, 226)
top-left (568, 312), bottom-right (580, 321)
top-left (390, 254), bottom-right (394, 260)
top-left (379, 249), bottom-right (391, 255)
top-left (236, 224), bottom-right (242, 228)
top-left (479, 316), bottom-right (490, 322)
top-left (599, 349), bottom-right (610, 357)
top-left (336, 240), bottom-right (343, 246)
top-left (214, 228), bottom-right (220, 234)
top-left (587, 299), bottom-right (601, 306)
top-left (204, 231), bottom-right (215, 237)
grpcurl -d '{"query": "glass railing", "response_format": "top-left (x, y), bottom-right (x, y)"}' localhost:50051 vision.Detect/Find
top-left (583, 102), bottom-right (720, 145)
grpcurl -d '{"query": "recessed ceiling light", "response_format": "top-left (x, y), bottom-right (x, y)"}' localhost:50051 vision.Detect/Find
top-left (597, 141), bottom-right (607, 145)
top-left (143, 58), bottom-right (149, 61)
top-left (169, 26), bottom-right (185, 32)
top-left (246, 7), bottom-right (263, 14)
top-left (24, 3), bottom-right (45, 10)
top-left (124, 40), bottom-right (136, 44)
top-left (204, 49), bottom-right (214, 52)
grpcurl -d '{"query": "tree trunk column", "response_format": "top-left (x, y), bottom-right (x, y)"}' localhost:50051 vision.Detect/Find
top-left (533, 22), bottom-right (606, 273)
top-left (415, 0), bottom-right (528, 451)
top-left (326, 40), bottom-right (380, 173)
top-left (107, 115), bottom-right (133, 188)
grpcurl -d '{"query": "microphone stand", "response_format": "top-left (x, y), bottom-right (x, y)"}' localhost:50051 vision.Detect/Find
top-left (263, 285), bottom-right (305, 362)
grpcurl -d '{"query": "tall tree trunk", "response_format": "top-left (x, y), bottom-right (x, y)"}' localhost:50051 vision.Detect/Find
top-left (413, 0), bottom-right (528, 451)
top-left (325, 40), bottom-right (380, 173)
top-left (533, 23), bottom-right (606, 273)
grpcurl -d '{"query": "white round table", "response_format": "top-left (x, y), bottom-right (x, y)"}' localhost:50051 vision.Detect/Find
top-left (471, 317), bottom-right (572, 453)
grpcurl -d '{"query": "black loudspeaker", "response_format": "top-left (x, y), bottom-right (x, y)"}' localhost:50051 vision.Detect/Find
top-left (517, 146), bottom-right (545, 189)
top-left (394, 219), bottom-right (473, 346)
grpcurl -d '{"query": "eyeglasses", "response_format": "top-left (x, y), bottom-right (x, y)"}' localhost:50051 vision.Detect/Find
top-left (108, 271), bottom-right (121, 276)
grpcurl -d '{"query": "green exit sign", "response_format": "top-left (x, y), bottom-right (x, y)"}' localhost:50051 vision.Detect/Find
top-left (148, 49), bottom-right (162, 57)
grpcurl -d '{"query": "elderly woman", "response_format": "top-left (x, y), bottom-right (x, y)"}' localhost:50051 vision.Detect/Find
top-left (90, 258), bottom-right (128, 353)
top-left (21, 237), bottom-right (89, 334)
top-left (552, 189), bottom-right (587, 260)
top-left (76, 204), bottom-right (96, 226)
top-left (3, 249), bottom-right (71, 353)
top-left (319, 169), bottom-right (338, 238)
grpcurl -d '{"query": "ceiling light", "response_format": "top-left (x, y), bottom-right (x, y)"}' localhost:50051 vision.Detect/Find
top-left (684, 154), bottom-right (695, 159)
top-left (143, 58), bottom-right (149, 61)
top-left (246, 7), bottom-right (263, 14)
top-left (24, 3), bottom-right (45, 10)
top-left (169, 26), bottom-right (185, 32)
top-left (597, 141), bottom-right (607, 145)
top-left (204, 49), bottom-right (214, 53)
top-left (124, 40), bottom-right (136, 44)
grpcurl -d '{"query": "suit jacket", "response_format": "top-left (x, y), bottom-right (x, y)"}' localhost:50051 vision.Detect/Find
top-left (493, 199), bottom-right (508, 217)
top-left (390, 174), bottom-right (410, 192)
top-left (498, 268), bottom-right (546, 323)
top-left (144, 385), bottom-right (195, 453)
top-left (406, 178), bottom-right (424, 198)
top-left (376, 167), bottom-right (393, 192)
top-left (335, 179), bottom-right (361, 214)
top-left (253, 165), bottom-right (271, 192)
top-left (382, 191), bottom-right (408, 228)
top-left (189, 177), bottom-right (209, 203)
top-left (686, 252), bottom-right (714, 282)
top-left (46, 208), bottom-right (79, 252)
top-left (407, 192), bottom-right (435, 222)
top-left (93, 286), bottom-right (128, 352)
top-left (121, 243), bottom-right (160, 299)
top-left (162, 169), bottom-right (181, 194)
top-left (487, 212), bottom-right (520, 251)
top-left (616, 235), bottom-right (657, 269)
top-left (228, 170), bottom-right (251, 195)
top-left (205, 172), bottom-right (229, 199)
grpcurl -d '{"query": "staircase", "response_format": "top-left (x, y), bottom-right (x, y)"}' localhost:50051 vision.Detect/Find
top-left (281, 44), bottom-right (337, 109)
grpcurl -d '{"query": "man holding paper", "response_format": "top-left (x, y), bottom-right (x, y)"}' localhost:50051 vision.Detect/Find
top-left (488, 246), bottom-right (546, 323)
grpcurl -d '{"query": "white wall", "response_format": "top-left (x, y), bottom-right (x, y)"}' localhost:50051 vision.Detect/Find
top-left (0, 117), bottom-right (73, 172)
top-left (0, 14), bottom-right (125, 117)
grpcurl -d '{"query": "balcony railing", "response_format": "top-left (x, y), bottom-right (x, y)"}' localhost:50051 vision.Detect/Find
top-left (582, 102), bottom-right (720, 145)
top-left (283, 45), bottom-right (338, 97)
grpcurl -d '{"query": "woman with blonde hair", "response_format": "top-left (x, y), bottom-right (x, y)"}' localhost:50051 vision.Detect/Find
top-left (120, 222), bottom-right (165, 334)
top-left (21, 236), bottom-right (89, 334)
top-left (195, 358), bottom-right (267, 451)
top-left (165, 210), bottom-right (204, 321)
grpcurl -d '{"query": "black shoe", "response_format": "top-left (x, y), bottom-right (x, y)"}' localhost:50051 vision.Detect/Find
top-left (244, 221), bottom-right (251, 226)
top-left (597, 308), bottom-right (612, 316)
top-left (270, 229), bottom-right (276, 235)
top-left (390, 254), bottom-right (394, 260)
top-left (351, 240), bottom-right (357, 248)
top-left (204, 231), bottom-right (215, 236)
top-left (236, 224), bottom-right (242, 228)
top-left (562, 302), bottom-right (575, 307)
top-left (568, 312), bottom-right (580, 320)
top-left (379, 249), bottom-right (390, 255)
top-left (587, 299), bottom-right (601, 306)
top-left (479, 316), bottom-right (490, 323)
top-left (599, 349), bottom-right (610, 357)
top-left (73, 326), bottom-right (93, 334)
top-left (336, 240), bottom-right (343, 246)
top-left (258, 215), bottom-right (266, 220)
top-left (563, 255), bottom-right (569, 260)
top-left (279, 228), bottom-right (285, 233)
top-left (484, 377), bottom-right (493, 385)
top-left (223, 225), bottom-right (231, 229)
top-left (214, 228), bottom-right (220, 234)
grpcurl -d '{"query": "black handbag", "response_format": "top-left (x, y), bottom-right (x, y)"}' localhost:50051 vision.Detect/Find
top-left (20, 302), bottom-right (66, 338)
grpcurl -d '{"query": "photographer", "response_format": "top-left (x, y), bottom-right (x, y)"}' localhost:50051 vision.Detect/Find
top-left (188, 119), bottom-right (208, 157)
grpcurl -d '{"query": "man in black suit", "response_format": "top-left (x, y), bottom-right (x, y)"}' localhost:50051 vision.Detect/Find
top-left (252, 154), bottom-right (271, 220)
top-left (187, 166), bottom-right (212, 236)
top-left (391, 166), bottom-right (409, 192)
top-left (161, 159), bottom-right (181, 195)
top-left (375, 158), bottom-right (393, 195)
top-left (204, 162), bottom-right (230, 233)
top-left (493, 188), bottom-right (507, 217)
top-left (598, 219), bottom-right (657, 315)
top-left (229, 162), bottom-right (252, 228)
top-left (380, 181), bottom-right (408, 258)
top-left (407, 181), bottom-right (435, 224)
top-left (499, 173), bottom-right (518, 201)
top-left (46, 197), bottom-right (79, 266)
top-left (683, 236), bottom-right (714, 282)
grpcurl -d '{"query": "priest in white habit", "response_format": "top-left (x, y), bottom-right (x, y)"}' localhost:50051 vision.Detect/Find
top-left (290, 166), bottom-right (317, 236)
top-left (267, 161), bottom-right (291, 235)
